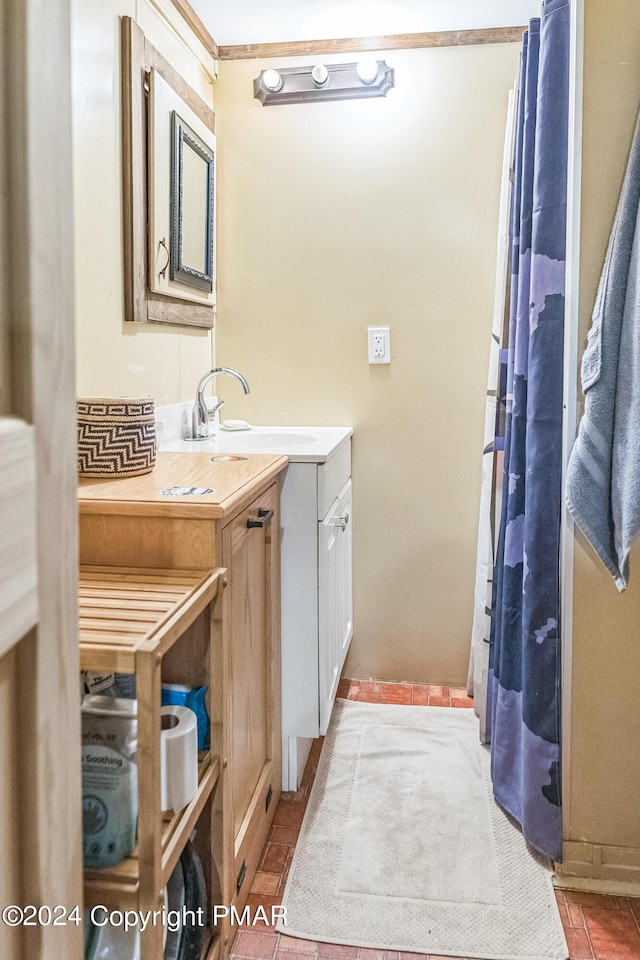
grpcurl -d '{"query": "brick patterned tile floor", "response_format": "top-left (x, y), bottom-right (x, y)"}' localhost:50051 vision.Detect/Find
top-left (229, 679), bottom-right (640, 960)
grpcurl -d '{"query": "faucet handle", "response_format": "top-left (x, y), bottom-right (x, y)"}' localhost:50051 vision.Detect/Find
top-left (207, 399), bottom-right (224, 422)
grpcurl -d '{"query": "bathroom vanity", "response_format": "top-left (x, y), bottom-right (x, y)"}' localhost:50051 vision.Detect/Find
top-left (162, 426), bottom-right (354, 790)
top-left (280, 436), bottom-right (353, 789)
top-left (78, 452), bottom-right (287, 958)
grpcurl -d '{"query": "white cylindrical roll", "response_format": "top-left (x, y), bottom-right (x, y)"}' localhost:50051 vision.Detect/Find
top-left (160, 705), bottom-right (198, 814)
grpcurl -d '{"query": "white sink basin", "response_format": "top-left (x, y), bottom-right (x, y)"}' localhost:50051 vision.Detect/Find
top-left (161, 425), bottom-right (352, 463)
top-left (219, 430), bottom-right (317, 448)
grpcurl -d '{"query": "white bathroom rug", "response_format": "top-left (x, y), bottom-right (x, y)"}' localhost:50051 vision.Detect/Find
top-left (277, 700), bottom-right (568, 960)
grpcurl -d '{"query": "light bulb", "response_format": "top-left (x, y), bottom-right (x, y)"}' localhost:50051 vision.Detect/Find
top-left (356, 59), bottom-right (379, 85)
top-left (311, 64), bottom-right (329, 87)
top-left (263, 69), bottom-right (283, 92)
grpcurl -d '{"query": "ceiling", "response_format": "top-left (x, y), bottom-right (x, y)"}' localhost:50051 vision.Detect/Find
top-left (193, 0), bottom-right (542, 47)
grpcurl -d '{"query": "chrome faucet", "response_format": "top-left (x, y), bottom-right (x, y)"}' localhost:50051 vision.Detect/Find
top-left (190, 367), bottom-right (250, 440)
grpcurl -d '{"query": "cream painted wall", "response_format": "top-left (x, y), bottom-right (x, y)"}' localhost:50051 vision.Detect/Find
top-left (72, 0), bottom-right (215, 403)
top-left (561, 0), bottom-right (640, 882)
top-left (214, 44), bottom-right (521, 683)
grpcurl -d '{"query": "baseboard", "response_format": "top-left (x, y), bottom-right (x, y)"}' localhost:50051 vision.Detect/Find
top-left (554, 840), bottom-right (640, 895)
top-left (283, 735), bottom-right (314, 792)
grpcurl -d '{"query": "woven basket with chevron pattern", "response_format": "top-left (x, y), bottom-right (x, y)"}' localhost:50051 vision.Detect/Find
top-left (77, 397), bottom-right (157, 477)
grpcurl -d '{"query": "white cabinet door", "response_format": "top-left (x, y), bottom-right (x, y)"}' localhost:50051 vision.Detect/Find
top-left (318, 480), bottom-right (353, 735)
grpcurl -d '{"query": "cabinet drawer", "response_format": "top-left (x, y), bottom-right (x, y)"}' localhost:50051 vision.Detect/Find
top-left (317, 440), bottom-right (351, 520)
top-left (231, 765), bottom-right (278, 908)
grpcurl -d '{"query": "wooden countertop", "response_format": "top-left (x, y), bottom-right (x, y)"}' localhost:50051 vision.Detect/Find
top-left (78, 451), bottom-right (288, 519)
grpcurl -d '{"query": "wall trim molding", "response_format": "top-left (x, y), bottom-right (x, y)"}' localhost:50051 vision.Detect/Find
top-left (167, 0), bottom-right (219, 59)
top-left (218, 27), bottom-right (526, 62)
top-left (555, 841), bottom-right (640, 895)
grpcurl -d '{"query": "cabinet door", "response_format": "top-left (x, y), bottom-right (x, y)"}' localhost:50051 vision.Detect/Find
top-left (318, 480), bottom-right (353, 735)
top-left (223, 484), bottom-right (281, 908)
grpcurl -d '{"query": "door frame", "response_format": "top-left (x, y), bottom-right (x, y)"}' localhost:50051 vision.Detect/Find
top-left (1, 1), bottom-right (82, 956)
top-left (560, 0), bottom-right (585, 864)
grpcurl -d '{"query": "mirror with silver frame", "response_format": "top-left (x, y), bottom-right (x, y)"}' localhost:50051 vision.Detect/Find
top-left (170, 111), bottom-right (214, 293)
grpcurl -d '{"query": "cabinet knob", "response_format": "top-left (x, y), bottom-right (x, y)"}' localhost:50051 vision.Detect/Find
top-left (223, 758), bottom-right (228, 768)
top-left (247, 507), bottom-right (274, 528)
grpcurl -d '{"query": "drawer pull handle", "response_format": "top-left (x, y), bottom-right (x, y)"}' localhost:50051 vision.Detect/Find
top-left (247, 508), bottom-right (274, 529)
top-left (236, 860), bottom-right (246, 893)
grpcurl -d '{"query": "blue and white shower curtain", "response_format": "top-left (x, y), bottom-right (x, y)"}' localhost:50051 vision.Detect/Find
top-left (485, 0), bottom-right (570, 863)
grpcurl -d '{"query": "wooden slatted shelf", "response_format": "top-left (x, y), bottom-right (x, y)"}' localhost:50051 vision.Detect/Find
top-left (79, 565), bottom-right (223, 671)
top-left (84, 754), bottom-right (220, 907)
top-left (80, 563), bottom-right (226, 958)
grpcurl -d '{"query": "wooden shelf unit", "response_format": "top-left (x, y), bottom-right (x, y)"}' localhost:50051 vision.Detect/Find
top-left (79, 456), bottom-right (287, 956)
top-left (80, 564), bottom-right (226, 959)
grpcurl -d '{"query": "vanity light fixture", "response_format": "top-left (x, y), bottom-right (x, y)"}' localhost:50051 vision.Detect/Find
top-left (356, 58), bottom-right (380, 84)
top-left (262, 68), bottom-right (283, 92)
top-left (253, 60), bottom-right (394, 106)
top-left (311, 64), bottom-right (329, 87)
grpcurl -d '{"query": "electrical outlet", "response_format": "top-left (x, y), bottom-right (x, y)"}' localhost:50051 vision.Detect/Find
top-left (368, 327), bottom-right (391, 364)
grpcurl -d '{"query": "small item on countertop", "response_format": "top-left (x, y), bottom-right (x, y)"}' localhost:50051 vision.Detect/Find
top-left (77, 396), bottom-right (156, 477)
top-left (161, 486), bottom-right (214, 497)
top-left (220, 419), bottom-right (250, 431)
